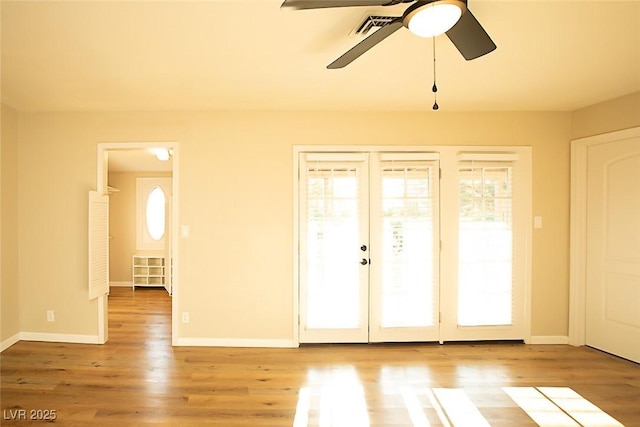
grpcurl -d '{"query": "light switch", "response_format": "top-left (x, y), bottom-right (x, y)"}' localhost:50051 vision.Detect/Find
top-left (181, 225), bottom-right (190, 238)
top-left (534, 216), bottom-right (543, 229)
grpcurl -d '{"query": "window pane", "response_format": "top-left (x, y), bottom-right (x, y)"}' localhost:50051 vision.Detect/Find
top-left (380, 164), bottom-right (436, 328)
top-left (306, 167), bottom-right (361, 329)
top-left (458, 166), bottom-right (513, 326)
top-left (146, 186), bottom-right (166, 241)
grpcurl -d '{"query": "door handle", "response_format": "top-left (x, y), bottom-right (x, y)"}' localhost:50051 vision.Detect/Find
top-left (360, 258), bottom-right (369, 265)
top-left (361, 245), bottom-right (367, 251)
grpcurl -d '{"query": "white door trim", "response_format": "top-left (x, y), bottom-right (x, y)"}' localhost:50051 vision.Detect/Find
top-left (96, 142), bottom-right (179, 345)
top-left (569, 126), bottom-right (640, 347)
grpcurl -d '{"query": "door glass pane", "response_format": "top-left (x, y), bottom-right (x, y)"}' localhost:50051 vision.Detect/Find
top-left (458, 165), bottom-right (513, 326)
top-left (305, 165), bottom-right (362, 329)
top-left (379, 163), bottom-right (436, 327)
top-left (146, 186), bottom-right (166, 241)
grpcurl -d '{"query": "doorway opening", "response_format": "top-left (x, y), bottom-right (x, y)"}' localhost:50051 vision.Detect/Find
top-left (95, 142), bottom-right (179, 345)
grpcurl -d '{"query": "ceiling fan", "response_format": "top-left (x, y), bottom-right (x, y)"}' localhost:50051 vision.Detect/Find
top-left (281, 0), bottom-right (496, 69)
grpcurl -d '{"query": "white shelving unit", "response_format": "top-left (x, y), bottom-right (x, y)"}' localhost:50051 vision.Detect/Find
top-left (132, 255), bottom-right (165, 289)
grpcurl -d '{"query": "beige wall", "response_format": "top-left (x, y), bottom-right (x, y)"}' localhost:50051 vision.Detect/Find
top-left (572, 91), bottom-right (640, 139)
top-left (108, 171), bottom-right (172, 284)
top-left (1, 104), bottom-right (20, 345)
top-left (4, 91), bottom-right (638, 348)
top-left (13, 109), bottom-right (571, 341)
top-left (18, 113), bottom-right (100, 336)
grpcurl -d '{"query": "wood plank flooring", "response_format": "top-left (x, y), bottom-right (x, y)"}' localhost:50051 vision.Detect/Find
top-left (2, 287), bottom-right (640, 426)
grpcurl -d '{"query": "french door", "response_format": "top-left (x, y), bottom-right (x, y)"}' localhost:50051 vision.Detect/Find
top-left (299, 153), bottom-right (369, 342)
top-left (299, 152), bottom-right (439, 343)
top-left (297, 148), bottom-right (529, 344)
top-left (369, 153), bottom-right (440, 342)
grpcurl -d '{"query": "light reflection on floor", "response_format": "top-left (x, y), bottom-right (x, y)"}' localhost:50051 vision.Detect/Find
top-left (503, 387), bottom-right (624, 427)
top-left (432, 388), bottom-right (491, 427)
top-left (294, 367), bottom-right (370, 427)
top-left (144, 337), bottom-right (171, 396)
top-left (293, 367), bottom-right (624, 427)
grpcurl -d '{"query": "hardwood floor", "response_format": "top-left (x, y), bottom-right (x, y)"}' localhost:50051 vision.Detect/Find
top-left (2, 287), bottom-right (640, 426)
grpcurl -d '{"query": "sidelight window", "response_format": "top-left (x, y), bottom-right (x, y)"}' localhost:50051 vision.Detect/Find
top-left (458, 163), bottom-right (514, 327)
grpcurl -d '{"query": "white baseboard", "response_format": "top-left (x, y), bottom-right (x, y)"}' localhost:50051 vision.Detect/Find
top-left (19, 332), bottom-right (102, 345)
top-left (110, 281), bottom-right (132, 287)
top-left (529, 335), bottom-right (570, 345)
top-left (175, 337), bottom-right (298, 348)
top-left (1, 333), bottom-right (21, 352)
top-left (7, 332), bottom-right (295, 348)
top-left (5, 332), bottom-right (570, 349)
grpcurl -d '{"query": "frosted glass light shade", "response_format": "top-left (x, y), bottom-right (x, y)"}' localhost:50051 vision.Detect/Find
top-left (407, 2), bottom-right (463, 38)
top-left (149, 147), bottom-right (171, 161)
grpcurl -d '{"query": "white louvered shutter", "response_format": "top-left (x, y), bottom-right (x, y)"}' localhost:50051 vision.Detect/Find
top-left (88, 191), bottom-right (109, 299)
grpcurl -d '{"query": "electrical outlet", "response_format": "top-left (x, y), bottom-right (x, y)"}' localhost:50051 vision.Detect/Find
top-left (534, 216), bottom-right (543, 229)
top-left (46, 310), bottom-right (55, 322)
top-left (182, 312), bottom-right (189, 324)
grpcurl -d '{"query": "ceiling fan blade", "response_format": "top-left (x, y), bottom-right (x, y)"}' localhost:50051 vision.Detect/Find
top-left (327, 18), bottom-right (403, 69)
top-left (445, 9), bottom-right (496, 60)
top-left (281, 0), bottom-right (400, 10)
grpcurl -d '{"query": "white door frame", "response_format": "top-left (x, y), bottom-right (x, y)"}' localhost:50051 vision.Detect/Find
top-left (569, 126), bottom-right (640, 346)
top-left (96, 142), bottom-right (179, 345)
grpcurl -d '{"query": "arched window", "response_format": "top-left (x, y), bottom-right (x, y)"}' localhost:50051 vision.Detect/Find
top-left (146, 186), bottom-right (166, 241)
top-left (137, 177), bottom-right (171, 250)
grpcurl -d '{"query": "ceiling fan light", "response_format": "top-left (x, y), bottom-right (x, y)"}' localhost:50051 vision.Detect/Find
top-left (406, 1), bottom-right (464, 38)
top-left (150, 148), bottom-right (171, 161)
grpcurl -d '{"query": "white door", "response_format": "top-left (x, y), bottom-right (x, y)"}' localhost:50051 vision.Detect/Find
top-left (299, 152), bottom-right (440, 343)
top-left (585, 138), bottom-right (640, 363)
top-left (299, 153), bottom-right (370, 343)
top-left (369, 153), bottom-right (440, 342)
top-left (137, 177), bottom-right (172, 293)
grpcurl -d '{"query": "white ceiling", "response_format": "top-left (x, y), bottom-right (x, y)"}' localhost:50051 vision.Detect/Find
top-left (2, 0), bottom-right (639, 114)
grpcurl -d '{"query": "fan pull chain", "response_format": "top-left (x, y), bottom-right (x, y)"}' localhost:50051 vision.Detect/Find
top-left (432, 36), bottom-right (439, 111)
